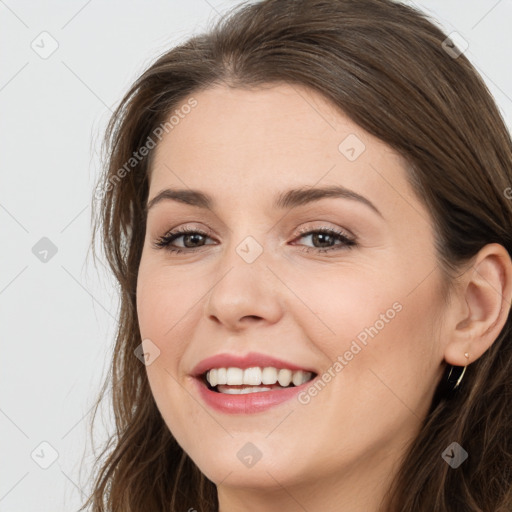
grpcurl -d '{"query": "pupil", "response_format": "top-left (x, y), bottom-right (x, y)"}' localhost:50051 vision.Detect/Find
top-left (184, 234), bottom-right (204, 247)
top-left (313, 233), bottom-right (333, 248)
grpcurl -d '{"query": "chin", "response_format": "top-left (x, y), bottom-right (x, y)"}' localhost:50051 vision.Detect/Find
top-left (195, 453), bottom-right (302, 490)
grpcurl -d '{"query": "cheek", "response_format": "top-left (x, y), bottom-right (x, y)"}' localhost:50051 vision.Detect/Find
top-left (298, 262), bottom-right (442, 405)
top-left (136, 261), bottom-right (212, 414)
top-left (290, 265), bottom-right (399, 351)
top-left (136, 261), bottom-right (206, 347)
top-left (136, 269), bottom-right (200, 447)
top-left (136, 264), bottom-right (196, 416)
top-left (297, 275), bottom-right (442, 467)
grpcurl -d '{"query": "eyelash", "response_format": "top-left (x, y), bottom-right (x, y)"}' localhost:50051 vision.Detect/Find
top-left (153, 225), bottom-right (357, 254)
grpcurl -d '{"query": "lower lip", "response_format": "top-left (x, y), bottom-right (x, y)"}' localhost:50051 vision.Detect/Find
top-left (192, 376), bottom-right (316, 414)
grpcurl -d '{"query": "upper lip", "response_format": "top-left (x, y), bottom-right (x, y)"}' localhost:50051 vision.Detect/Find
top-left (191, 351), bottom-right (318, 378)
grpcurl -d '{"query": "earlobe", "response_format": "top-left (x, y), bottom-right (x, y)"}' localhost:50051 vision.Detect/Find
top-left (444, 243), bottom-right (512, 367)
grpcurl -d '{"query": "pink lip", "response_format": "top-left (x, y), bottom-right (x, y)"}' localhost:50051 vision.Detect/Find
top-left (189, 351), bottom-right (318, 414)
top-left (190, 351), bottom-right (316, 377)
top-left (192, 374), bottom-right (318, 414)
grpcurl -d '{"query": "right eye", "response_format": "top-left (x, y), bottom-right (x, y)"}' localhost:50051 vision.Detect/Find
top-left (153, 227), bottom-right (217, 253)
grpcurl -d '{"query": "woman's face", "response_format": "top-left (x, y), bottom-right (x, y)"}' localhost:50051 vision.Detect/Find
top-left (136, 83), bottom-right (448, 503)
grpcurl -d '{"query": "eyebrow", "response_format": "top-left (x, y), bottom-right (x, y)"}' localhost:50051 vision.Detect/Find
top-left (145, 185), bottom-right (383, 218)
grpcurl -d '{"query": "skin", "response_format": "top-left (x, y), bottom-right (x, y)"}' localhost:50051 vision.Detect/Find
top-left (136, 83), bottom-right (512, 512)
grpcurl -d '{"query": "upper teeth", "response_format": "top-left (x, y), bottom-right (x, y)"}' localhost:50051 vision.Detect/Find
top-left (205, 367), bottom-right (314, 387)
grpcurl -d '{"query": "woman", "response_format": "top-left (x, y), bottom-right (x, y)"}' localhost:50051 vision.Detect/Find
top-left (82, 0), bottom-right (512, 510)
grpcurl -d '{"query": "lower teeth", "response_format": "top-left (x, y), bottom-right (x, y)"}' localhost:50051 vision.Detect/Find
top-left (215, 384), bottom-right (293, 394)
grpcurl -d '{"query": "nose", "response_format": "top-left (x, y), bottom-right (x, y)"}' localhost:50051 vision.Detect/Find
top-left (204, 246), bottom-right (284, 331)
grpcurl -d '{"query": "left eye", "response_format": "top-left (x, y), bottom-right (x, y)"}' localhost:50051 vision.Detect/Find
top-left (153, 227), bottom-right (357, 253)
top-left (292, 228), bottom-right (357, 253)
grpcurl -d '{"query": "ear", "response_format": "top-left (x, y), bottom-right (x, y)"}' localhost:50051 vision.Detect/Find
top-left (444, 243), bottom-right (512, 366)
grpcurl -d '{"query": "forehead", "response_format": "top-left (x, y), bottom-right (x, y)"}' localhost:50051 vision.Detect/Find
top-left (148, 83), bottom-right (422, 221)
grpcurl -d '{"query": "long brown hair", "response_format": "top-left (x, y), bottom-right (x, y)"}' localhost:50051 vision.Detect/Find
top-left (82, 0), bottom-right (512, 510)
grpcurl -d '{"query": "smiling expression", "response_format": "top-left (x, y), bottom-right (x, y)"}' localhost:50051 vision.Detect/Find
top-left (136, 82), bottom-right (448, 499)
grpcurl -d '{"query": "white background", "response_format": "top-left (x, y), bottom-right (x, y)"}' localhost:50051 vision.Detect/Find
top-left (1, 1), bottom-right (511, 510)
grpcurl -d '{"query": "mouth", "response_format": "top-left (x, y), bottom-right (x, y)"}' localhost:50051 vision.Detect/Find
top-left (199, 367), bottom-right (318, 395)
